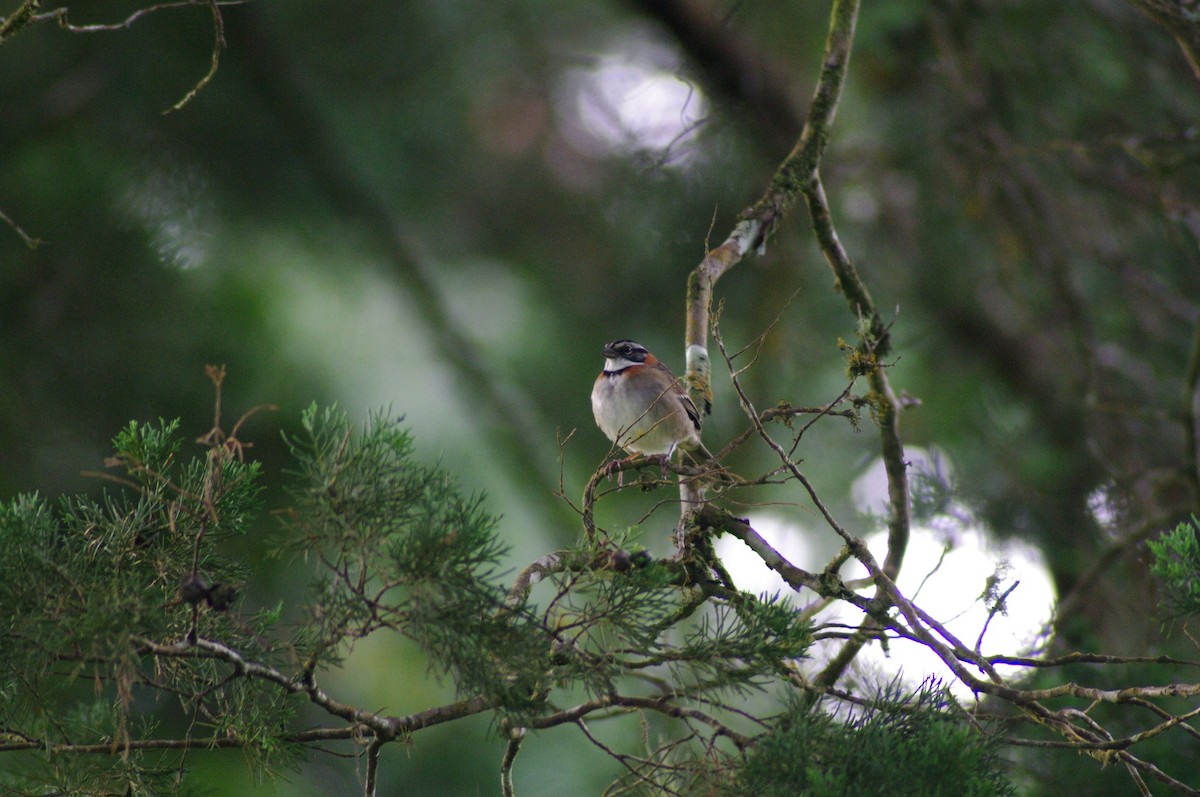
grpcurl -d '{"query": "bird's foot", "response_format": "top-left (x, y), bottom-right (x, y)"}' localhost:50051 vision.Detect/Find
top-left (653, 453), bottom-right (672, 481)
top-left (603, 455), bottom-right (642, 487)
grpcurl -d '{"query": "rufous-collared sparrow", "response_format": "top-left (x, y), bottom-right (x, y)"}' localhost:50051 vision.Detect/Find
top-left (591, 339), bottom-right (717, 471)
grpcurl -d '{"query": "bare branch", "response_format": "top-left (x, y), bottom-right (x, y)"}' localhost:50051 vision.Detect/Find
top-left (134, 635), bottom-right (493, 739)
top-left (500, 726), bottom-right (525, 797)
top-left (0, 0), bottom-right (40, 44)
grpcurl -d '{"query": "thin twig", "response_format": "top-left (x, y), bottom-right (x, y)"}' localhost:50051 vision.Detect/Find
top-left (164, 0), bottom-right (224, 113)
top-left (0, 206), bottom-right (42, 247)
top-left (29, 0), bottom-right (244, 33)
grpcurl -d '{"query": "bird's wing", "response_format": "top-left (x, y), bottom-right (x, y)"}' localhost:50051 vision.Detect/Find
top-left (653, 361), bottom-right (702, 433)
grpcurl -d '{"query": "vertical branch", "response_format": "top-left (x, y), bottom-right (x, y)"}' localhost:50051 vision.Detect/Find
top-left (684, 220), bottom-right (767, 411)
top-left (742, 0), bottom-right (861, 229)
top-left (675, 480), bottom-right (702, 555)
top-left (753, 0), bottom-right (911, 587)
top-left (673, 0), bottom-right (909, 686)
top-left (500, 727), bottom-right (525, 797)
top-left (792, 6), bottom-right (910, 683)
top-left (804, 175), bottom-right (910, 581)
top-left (683, 0), bottom-right (863, 406)
top-left (363, 738), bottom-right (383, 797)
top-left (679, 0), bottom-right (864, 535)
top-left (679, 221), bottom-right (761, 540)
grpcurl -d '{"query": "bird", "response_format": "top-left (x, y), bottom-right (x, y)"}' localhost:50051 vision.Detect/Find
top-left (591, 339), bottom-right (718, 476)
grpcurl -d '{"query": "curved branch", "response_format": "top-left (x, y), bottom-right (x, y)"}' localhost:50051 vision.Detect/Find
top-left (678, 0), bottom-right (871, 544)
top-left (802, 167), bottom-right (909, 586)
top-left (681, 0), bottom-right (861, 411)
top-left (740, 0), bottom-right (912, 687)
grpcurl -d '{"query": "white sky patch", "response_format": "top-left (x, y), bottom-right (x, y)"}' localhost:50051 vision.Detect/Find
top-left (851, 525), bottom-right (1055, 698)
top-left (845, 448), bottom-right (1056, 696)
top-left (718, 448), bottom-right (1057, 699)
top-left (557, 42), bottom-right (706, 165)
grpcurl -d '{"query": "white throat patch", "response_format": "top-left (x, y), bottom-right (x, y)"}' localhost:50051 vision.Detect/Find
top-left (603, 355), bottom-right (640, 373)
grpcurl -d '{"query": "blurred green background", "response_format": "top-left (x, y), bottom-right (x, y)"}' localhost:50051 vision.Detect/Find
top-left (3, 0), bottom-right (1200, 792)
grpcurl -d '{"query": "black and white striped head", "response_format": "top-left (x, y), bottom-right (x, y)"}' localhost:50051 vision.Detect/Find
top-left (602, 339), bottom-right (650, 372)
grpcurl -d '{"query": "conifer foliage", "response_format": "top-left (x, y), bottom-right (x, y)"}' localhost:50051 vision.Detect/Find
top-left (0, 380), bottom-right (1012, 795)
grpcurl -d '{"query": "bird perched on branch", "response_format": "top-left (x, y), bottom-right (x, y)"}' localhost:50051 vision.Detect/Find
top-left (591, 339), bottom-right (720, 477)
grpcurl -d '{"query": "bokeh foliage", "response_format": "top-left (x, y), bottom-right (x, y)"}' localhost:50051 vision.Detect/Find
top-left (3, 0), bottom-right (1200, 793)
